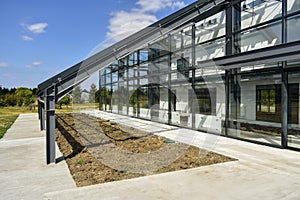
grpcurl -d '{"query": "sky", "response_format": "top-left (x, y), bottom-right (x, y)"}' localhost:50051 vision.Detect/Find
top-left (0, 0), bottom-right (196, 89)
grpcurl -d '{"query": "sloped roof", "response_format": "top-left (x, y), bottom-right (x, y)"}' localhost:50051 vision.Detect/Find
top-left (37, 0), bottom-right (226, 100)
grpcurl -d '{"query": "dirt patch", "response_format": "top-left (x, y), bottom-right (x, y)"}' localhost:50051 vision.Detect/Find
top-left (56, 113), bottom-right (235, 187)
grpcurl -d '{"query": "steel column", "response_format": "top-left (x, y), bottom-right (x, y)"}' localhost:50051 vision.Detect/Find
top-left (281, 0), bottom-right (288, 148)
top-left (168, 34), bottom-right (172, 124)
top-left (191, 24), bottom-right (196, 129)
top-left (39, 101), bottom-right (45, 131)
top-left (46, 87), bottom-right (56, 164)
top-left (281, 63), bottom-right (288, 148)
top-left (225, 2), bottom-right (234, 135)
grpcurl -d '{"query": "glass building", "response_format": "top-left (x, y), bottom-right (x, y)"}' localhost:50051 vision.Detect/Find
top-left (38, 0), bottom-right (300, 163)
top-left (98, 0), bottom-right (300, 150)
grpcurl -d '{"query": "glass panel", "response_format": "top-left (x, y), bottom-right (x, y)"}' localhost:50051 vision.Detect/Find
top-left (139, 49), bottom-right (148, 63)
top-left (171, 31), bottom-right (182, 52)
top-left (288, 70), bottom-right (300, 149)
top-left (111, 83), bottom-right (118, 113)
top-left (100, 70), bottom-right (105, 86)
top-left (195, 37), bottom-right (225, 62)
top-left (138, 83), bottom-right (150, 120)
top-left (105, 84), bottom-right (111, 111)
top-left (111, 60), bottom-right (119, 71)
top-left (170, 82), bottom-right (192, 128)
top-left (256, 85), bottom-right (281, 122)
top-left (112, 71), bottom-right (118, 83)
top-left (195, 10), bottom-right (226, 44)
top-left (157, 86), bottom-right (170, 123)
top-left (99, 87), bottom-right (107, 111)
top-left (182, 26), bottom-right (192, 48)
top-left (287, 14), bottom-right (300, 43)
top-left (239, 21), bottom-right (281, 53)
top-left (228, 67), bottom-right (282, 146)
top-left (193, 73), bottom-right (225, 134)
top-left (240, 0), bottom-right (282, 30)
top-left (140, 63), bottom-right (148, 77)
top-left (288, 0), bottom-right (300, 14)
top-left (128, 80), bottom-right (138, 117)
top-left (128, 52), bottom-right (138, 66)
top-left (120, 81), bottom-right (128, 115)
top-left (105, 73), bottom-right (111, 84)
top-left (128, 66), bottom-right (138, 78)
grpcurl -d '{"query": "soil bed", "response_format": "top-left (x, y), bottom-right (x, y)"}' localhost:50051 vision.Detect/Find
top-left (56, 113), bottom-right (235, 187)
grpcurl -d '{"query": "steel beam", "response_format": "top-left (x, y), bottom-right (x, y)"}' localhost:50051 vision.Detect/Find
top-left (46, 87), bottom-right (56, 164)
top-left (197, 41), bottom-right (300, 69)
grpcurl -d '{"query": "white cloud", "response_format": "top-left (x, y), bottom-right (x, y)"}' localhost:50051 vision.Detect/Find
top-left (25, 23), bottom-right (48, 34)
top-left (135, 0), bottom-right (185, 13)
top-left (26, 61), bottom-right (43, 68)
top-left (107, 11), bottom-right (157, 42)
top-left (21, 35), bottom-right (34, 41)
top-left (0, 62), bottom-right (9, 68)
top-left (106, 0), bottom-right (185, 44)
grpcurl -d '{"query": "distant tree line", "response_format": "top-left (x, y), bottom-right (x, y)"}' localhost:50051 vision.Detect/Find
top-left (0, 87), bottom-right (38, 109)
top-left (0, 84), bottom-right (104, 110)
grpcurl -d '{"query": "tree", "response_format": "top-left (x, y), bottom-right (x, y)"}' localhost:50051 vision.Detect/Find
top-left (15, 87), bottom-right (32, 98)
top-left (89, 83), bottom-right (97, 103)
top-left (15, 87), bottom-right (33, 106)
top-left (72, 86), bottom-right (82, 104)
top-left (57, 95), bottom-right (71, 109)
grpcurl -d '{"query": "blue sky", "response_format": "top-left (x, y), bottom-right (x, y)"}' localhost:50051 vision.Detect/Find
top-left (0, 0), bottom-right (195, 89)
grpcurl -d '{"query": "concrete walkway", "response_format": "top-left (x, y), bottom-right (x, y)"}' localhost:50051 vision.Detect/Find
top-left (0, 114), bottom-right (76, 200)
top-left (1, 112), bottom-right (300, 199)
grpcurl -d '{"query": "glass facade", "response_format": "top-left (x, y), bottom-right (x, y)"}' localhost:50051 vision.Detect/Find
top-left (98, 0), bottom-right (300, 150)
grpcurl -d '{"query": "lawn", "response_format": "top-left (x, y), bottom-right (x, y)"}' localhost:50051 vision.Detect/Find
top-left (0, 106), bottom-right (37, 139)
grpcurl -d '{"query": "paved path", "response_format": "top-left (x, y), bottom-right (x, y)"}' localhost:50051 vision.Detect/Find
top-left (0, 114), bottom-right (76, 200)
top-left (1, 112), bottom-right (300, 200)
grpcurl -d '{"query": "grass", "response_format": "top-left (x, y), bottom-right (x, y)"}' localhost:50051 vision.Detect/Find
top-left (56, 103), bottom-right (98, 113)
top-left (0, 106), bottom-right (37, 139)
top-left (0, 102), bottom-right (99, 139)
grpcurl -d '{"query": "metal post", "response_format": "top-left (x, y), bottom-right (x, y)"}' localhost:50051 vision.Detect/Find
top-left (281, 0), bottom-right (288, 148)
top-left (225, 4), bottom-right (234, 135)
top-left (39, 101), bottom-right (45, 131)
top-left (46, 87), bottom-right (56, 164)
top-left (168, 34), bottom-right (172, 124)
top-left (225, 70), bottom-right (230, 135)
top-left (137, 51), bottom-right (140, 117)
top-left (191, 24), bottom-right (196, 129)
top-left (281, 63), bottom-right (288, 148)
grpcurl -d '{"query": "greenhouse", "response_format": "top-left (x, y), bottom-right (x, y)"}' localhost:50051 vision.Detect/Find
top-left (38, 0), bottom-right (300, 164)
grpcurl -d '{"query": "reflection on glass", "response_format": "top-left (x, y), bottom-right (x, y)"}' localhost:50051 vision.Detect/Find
top-left (195, 10), bottom-right (226, 44)
top-left (195, 37), bottom-right (225, 62)
top-left (288, 0), bottom-right (300, 14)
top-left (287, 15), bottom-right (300, 43)
top-left (182, 26), bottom-right (192, 47)
top-left (288, 71), bottom-right (300, 149)
top-left (256, 85), bottom-right (281, 122)
top-left (239, 22), bottom-right (281, 52)
top-left (228, 67), bottom-right (282, 146)
top-left (240, 0), bottom-right (281, 30)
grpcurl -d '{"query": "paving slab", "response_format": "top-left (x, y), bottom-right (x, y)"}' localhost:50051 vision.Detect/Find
top-left (0, 114), bottom-right (76, 200)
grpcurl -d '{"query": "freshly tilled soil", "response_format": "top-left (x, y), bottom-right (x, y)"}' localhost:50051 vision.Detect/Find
top-left (56, 113), bottom-right (235, 187)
